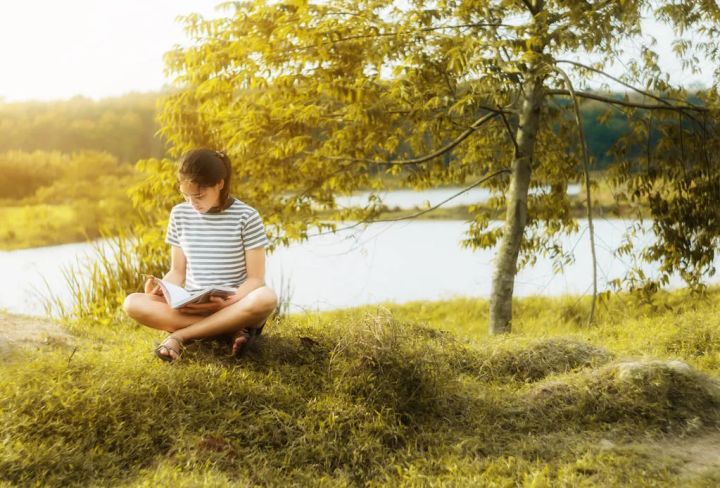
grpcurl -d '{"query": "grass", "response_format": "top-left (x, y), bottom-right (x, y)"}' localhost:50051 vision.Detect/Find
top-left (3, 289), bottom-right (720, 486)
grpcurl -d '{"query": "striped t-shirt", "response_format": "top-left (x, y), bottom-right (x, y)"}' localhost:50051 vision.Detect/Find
top-left (165, 198), bottom-right (269, 292)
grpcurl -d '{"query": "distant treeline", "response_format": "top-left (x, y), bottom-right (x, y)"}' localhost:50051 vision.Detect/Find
top-left (0, 150), bottom-right (138, 203)
top-left (577, 100), bottom-right (652, 168)
top-left (0, 150), bottom-right (142, 249)
top-left (0, 93), bottom-right (166, 163)
top-left (0, 91), bottom-right (692, 169)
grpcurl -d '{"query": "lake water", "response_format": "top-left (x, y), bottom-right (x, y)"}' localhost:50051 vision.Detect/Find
top-left (334, 184), bottom-right (581, 209)
top-left (1, 217), bottom-right (712, 318)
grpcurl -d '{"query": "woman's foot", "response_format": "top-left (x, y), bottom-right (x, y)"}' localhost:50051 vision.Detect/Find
top-left (231, 321), bottom-right (266, 357)
top-left (155, 335), bottom-right (184, 362)
top-left (231, 329), bottom-right (252, 357)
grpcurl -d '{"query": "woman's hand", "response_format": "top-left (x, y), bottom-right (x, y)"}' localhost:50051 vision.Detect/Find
top-left (144, 278), bottom-right (165, 301)
top-left (178, 294), bottom-right (241, 315)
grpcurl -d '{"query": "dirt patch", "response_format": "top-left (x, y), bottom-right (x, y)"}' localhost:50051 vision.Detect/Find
top-left (0, 310), bottom-right (74, 353)
top-left (658, 431), bottom-right (720, 481)
top-left (603, 431), bottom-right (720, 483)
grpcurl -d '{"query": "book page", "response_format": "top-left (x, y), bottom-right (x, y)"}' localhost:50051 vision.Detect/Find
top-left (182, 287), bottom-right (234, 306)
top-left (158, 279), bottom-right (191, 308)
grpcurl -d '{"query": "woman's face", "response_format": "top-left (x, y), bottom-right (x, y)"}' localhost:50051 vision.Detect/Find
top-left (179, 180), bottom-right (223, 213)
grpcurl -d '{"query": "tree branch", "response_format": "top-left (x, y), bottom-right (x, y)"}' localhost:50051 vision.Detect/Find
top-left (556, 60), bottom-right (698, 107)
top-left (554, 66), bottom-right (598, 327)
top-left (520, 0), bottom-right (537, 15)
top-left (306, 168), bottom-right (512, 237)
top-left (500, 112), bottom-right (520, 153)
top-left (294, 110), bottom-right (504, 201)
top-left (546, 89), bottom-right (710, 112)
top-left (320, 111), bottom-right (501, 166)
top-left (555, 59), bottom-right (708, 130)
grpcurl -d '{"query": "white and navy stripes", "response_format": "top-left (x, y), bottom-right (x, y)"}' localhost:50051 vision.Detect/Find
top-left (165, 198), bottom-right (269, 292)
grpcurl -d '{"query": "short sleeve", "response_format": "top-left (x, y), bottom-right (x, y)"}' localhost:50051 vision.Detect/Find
top-left (242, 209), bottom-right (270, 250)
top-left (165, 208), bottom-right (181, 246)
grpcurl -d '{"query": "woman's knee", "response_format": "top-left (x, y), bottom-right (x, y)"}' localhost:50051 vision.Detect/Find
top-left (246, 286), bottom-right (278, 315)
top-left (122, 293), bottom-right (146, 319)
top-left (264, 287), bottom-right (279, 311)
top-left (261, 287), bottom-right (279, 314)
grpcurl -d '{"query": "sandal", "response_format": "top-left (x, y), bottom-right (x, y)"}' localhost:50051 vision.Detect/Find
top-left (155, 335), bottom-right (184, 362)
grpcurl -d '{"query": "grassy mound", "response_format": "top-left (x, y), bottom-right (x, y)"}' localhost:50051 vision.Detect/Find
top-left (2, 301), bottom-right (720, 486)
top-left (474, 337), bottom-right (612, 382)
top-left (528, 359), bottom-right (720, 433)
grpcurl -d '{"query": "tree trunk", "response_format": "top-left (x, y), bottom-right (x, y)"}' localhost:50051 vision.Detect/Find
top-left (489, 79), bottom-right (545, 334)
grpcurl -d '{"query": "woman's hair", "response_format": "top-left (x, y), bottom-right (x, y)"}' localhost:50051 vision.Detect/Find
top-left (177, 148), bottom-right (233, 213)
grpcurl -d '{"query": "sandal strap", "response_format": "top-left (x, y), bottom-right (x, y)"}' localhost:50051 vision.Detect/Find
top-left (158, 336), bottom-right (184, 354)
top-left (156, 343), bottom-right (180, 355)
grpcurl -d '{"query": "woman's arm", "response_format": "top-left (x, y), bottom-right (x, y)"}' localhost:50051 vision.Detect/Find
top-left (231, 247), bottom-right (266, 301)
top-left (163, 245), bottom-right (187, 286)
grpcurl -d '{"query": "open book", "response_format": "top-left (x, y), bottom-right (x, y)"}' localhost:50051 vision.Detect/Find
top-left (146, 276), bottom-right (236, 309)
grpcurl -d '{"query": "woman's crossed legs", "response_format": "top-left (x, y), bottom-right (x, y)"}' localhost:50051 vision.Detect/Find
top-left (123, 286), bottom-right (278, 360)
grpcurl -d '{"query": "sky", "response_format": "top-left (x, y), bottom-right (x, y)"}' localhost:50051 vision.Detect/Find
top-left (0, 0), bottom-right (220, 102)
top-left (0, 1), bottom-right (714, 103)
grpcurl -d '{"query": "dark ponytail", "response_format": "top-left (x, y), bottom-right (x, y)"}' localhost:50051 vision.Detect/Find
top-left (177, 148), bottom-right (233, 213)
